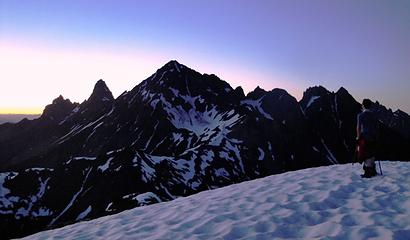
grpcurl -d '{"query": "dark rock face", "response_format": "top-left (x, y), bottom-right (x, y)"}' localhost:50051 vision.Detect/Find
top-left (0, 95), bottom-right (79, 170)
top-left (41, 95), bottom-right (78, 122)
top-left (369, 101), bottom-right (410, 160)
top-left (1, 60), bottom-right (409, 239)
top-left (83, 79), bottom-right (114, 114)
top-left (299, 86), bottom-right (361, 164)
top-left (372, 101), bottom-right (410, 139)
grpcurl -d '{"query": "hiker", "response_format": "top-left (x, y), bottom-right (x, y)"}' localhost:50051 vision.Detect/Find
top-left (356, 99), bottom-right (379, 178)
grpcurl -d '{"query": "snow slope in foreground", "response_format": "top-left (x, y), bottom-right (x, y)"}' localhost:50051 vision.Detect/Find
top-left (25, 162), bottom-right (410, 240)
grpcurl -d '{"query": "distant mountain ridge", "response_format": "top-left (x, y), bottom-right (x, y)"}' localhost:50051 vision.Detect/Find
top-left (0, 114), bottom-right (41, 124)
top-left (1, 60), bottom-right (409, 239)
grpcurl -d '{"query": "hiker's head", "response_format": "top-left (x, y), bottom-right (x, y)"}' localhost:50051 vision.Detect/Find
top-left (362, 99), bottom-right (372, 110)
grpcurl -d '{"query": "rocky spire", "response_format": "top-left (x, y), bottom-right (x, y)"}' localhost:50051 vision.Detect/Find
top-left (87, 79), bottom-right (114, 105)
top-left (41, 95), bottom-right (78, 122)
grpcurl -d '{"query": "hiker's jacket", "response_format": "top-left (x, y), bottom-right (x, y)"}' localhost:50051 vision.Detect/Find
top-left (357, 109), bottom-right (379, 141)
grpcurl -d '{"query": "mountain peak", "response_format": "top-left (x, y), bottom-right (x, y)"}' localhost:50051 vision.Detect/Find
top-left (335, 86), bottom-right (356, 102)
top-left (159, 60), bottom-right (185, 73)
top-left (254, 86), bottom-right (265, 91)
top-left (268, 88), bottom-right (290, 97)
top-left (94, 79), bottom-right (111, 93)
top-left (302, 85), bottom-right (330, 98)
top-left (41, 95), bottom-right (77, 121)
top-left (246, 86), bottom-right (267, 99)
top-left (88, 79), bottom-right (114, 103)
top-left (96, 79), bottom-right (106, 86)
top-left (52, 95), bottom-right (66, 105)
top-left (336, 87), bottom-right (348, 94)
top-left (167, 59), bottom-right (181, 65)
top-left (395, 109), bottom-right (410, 117)
top-left (233, 86), bottom-right (245, 99)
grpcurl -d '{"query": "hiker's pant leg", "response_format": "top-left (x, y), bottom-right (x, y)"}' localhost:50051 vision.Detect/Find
top-left (364, 157), bottom-right (377, 176)
top-left (364, 157), bottom-right (375, 168)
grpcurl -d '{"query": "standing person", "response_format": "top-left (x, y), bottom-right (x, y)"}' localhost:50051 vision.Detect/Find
top-left (356, 99), bottom-right (379, 178)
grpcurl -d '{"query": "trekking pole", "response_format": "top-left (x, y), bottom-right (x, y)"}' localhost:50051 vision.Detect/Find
top-left (378, 160), bottom-right (383, 175)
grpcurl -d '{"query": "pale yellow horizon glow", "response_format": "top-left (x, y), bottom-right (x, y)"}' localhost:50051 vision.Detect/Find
top-left (0, 39), bottom-right (303, 115)
top-left (0, 107), bottom-right (43, 115)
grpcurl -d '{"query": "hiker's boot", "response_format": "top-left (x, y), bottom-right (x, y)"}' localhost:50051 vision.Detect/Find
top-left (361, 167), bottom-right (373, 178)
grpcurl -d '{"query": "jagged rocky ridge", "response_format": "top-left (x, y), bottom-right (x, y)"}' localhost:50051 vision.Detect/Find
top-left (0, 60), bottom-right (409, 239)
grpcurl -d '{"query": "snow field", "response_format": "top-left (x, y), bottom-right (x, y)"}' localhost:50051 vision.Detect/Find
top-left (25, 162), bottom-right (410, 240)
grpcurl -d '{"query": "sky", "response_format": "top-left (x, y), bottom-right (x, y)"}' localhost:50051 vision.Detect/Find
top-left (1, 0), bottom-right (410, 114)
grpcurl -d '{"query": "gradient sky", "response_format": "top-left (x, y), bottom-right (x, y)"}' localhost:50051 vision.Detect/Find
top-left (1, 0), bottom-right (410, 114)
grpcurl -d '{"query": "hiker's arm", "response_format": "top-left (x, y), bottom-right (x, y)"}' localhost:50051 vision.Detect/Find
top-left (356, 115), bottom-right (361, 140)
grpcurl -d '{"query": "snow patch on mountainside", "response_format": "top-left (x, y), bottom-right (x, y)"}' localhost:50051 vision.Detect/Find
top-left (139, 86), bottom-right (242, 138)
top-left (24, 161), bottom-right (410, 240)
top-left (306, 95), bottom-right (321, 109)
top-left (241, 97), bottom-right (273, 120)
top-left (1, 172), bottom-right (53, 218)
top-left (0, 172), bottom-right (18, 212)
top-left (76, 206), bottom-right (91, 221)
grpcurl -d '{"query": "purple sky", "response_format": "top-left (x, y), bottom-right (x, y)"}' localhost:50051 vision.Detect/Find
top-left (1, 0), bottom-right (409, 113)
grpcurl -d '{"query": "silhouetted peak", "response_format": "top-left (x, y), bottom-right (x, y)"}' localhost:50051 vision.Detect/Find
top-left (263, 88), bottom-right (297, 105)
top-left (254, 86), bottom-right (266, 92)
top-left (144, 60), bottom-right (190, 87)
top-left (41, 95), bottom-right (77, 121)
top-left (303, 86), bottom-right (330, 98)
top-left (299, 86), bottom-right (331, 109)
top-left (94, 79), bottom-right (111, 94)
top-left (139, 60), bottom-right (238, 104)
top-left (96, 79), bottom-right (106, 86)
top-left (371, 100), bottom-right (388, 110)
top-left (88, 79), bottom-right (114, 103)
top-left (394, 109), bottom-right (410, 118)
top-left (159, 60), bottom-right (186, 73)
top-left (268, 88), bottom-right (291, 97)
top-left (167, 60), bottom-right (181, 66)
top-left (153, 60), bottom-right (219, 85)
top-left (246, 86), bottom-right (267, 99)
top-left (336, 87), bottom-right (348, 95)
top-left (52, 95), bottom-right (69, 105)
top-left (335, 87), bottom-right (358, 106)
top-left (233, 86), bottom-right (245, 99)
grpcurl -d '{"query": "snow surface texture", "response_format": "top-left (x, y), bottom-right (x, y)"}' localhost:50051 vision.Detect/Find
top-left (25, 162), bottom-right (410, 240)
